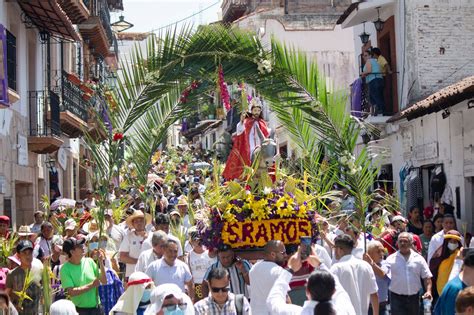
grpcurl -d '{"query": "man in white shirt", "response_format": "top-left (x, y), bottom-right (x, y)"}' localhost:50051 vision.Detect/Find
top-left (330, 234), bottom-right (379, 315)
top-left (119, 210), bottom-right (151, 279)
top-left (428, 214), bottom-right (458, 263)
top-left (386, 232), bottom-right (432, 315)
top-left (135, 231), bottom-right (168, 273)
top-left (250, 240), bottom-right (287, 314)
top-left (145, 239), bottom-right (195, 300)
top-left (142, 213), bottom-right (183, 257)
top-left (266, 248), bottom-right (356, 315)
top-left (29, 211), bottom-right (44, 234)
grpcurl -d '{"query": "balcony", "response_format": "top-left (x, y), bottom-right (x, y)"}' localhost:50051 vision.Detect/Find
top-left (58, 0), bottom-right (90, 24)
top-left (58, 71), bottom-right (90, 137)
top-left (79, 0), bottom-right (113, 57)
top-left (221, 0), bottom-right (248, 23)
top-left (28, 90), bottom-right (64, 154)
top-left (86, 95), bottom-right (109, 142)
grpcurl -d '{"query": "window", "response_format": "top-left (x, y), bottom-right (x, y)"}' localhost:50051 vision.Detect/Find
top-left (6, 29), bottom-right (16, 91)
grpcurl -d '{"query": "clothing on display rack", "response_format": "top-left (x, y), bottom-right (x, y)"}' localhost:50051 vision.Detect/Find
top-left (405, 168), bottom-right (423, 212)
top-left (430, 167), bottom-right (446, 201)
top-left (399, 164), bottom-right (410, 210)
top-left (441, 184), bottom-right (453, 206)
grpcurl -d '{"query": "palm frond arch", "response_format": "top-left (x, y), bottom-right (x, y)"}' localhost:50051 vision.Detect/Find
top-left (85, 24), bottom-right (380, 237)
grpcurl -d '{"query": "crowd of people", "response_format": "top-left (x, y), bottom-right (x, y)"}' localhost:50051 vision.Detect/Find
top-left (0, 147), bottom-right (474, 315)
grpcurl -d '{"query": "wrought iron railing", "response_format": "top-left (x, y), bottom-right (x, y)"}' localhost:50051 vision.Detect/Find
top-left (29, 90), bottom-right (61, 137)
top-left (84, 0), bottom-right (113, 46)
top-left (61, 70), bottom-right (89, 122)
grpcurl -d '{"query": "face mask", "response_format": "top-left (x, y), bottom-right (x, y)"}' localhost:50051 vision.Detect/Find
top-left (164, 308), bottom-right (184, 315)
top-left (88, 242), bottom-right (99, 251)
top-left (141, 289), bottom-right (152, 303)
top-left (447, 243), bottom-right (459, 251)
top-left (77, 208), bottom-right (84, 214)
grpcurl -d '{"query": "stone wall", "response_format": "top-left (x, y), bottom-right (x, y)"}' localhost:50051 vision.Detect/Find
top-left (405, 0), bottom-right (474, 102)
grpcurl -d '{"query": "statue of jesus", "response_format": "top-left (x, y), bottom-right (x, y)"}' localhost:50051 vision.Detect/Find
top-left (222, 100), bottom-right (270, 180)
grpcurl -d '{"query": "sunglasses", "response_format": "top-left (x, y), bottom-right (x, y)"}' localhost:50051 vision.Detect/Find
top-left (211, 286), bottom-right (231, 293)
top-left (163, 303), bottom-right (187, 311)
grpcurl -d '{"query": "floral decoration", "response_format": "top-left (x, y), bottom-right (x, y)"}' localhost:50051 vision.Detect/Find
top-left (196, 184), bottom-right (315, 250)
top-left (217, 65), bottom-right (230, 111)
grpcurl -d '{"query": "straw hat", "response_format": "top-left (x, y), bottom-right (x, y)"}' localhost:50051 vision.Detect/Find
top-left (177, 197), bottom-right (188, 207)
top-left (17, 225), bottom-right (34, 236)
top-left (125, 210), bottom-right (152, 228)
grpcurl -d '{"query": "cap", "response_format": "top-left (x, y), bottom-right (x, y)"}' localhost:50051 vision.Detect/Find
top-left (62, 237), bottom-right (86, 254)
top-left (16, 240), bottom-right (34, 252)
top-left (218, 243), bottom-right (233, 252)
top-left (104, 209), bottom-right (113, 217)
top-left (144, 284), bottom-right (187, 315)
top-left (464, 249), bottom-right (474, 267)
top-left (170, 210), bottom-right (181, 217)
top-left (0, 215), bottom-right (10, 224)
top-left (65, 219), bottom-right (77, 231)
top-left (8, 255), bottom-right (20, 266)
top-left (391, 215), bottom-right (406, 224)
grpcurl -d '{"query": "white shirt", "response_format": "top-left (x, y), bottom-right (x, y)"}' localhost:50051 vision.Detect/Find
top-left (313, 244), bottom-right (332, 268)
top-left (145, 258), bottom-right (192, 291)
top-left (187, 250), bottom-right (216, 284)
top-left (119, 230), bottom-right (148, 277)
top-left (135, 248), bottom-right (161, 273)
top-left (266, 268), bottom-right (356, 315)
top-left (386, 249), bottom-right (432, 295)
top-left (142, 232), bottom-right (184, 257)
top-left (250, 260), bottom-right (286, 314)
top-left (330, 254), bottom-right (378, 315)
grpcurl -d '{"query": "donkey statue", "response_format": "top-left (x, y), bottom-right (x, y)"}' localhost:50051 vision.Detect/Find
top-left (251, 126), bottom-right (278, 180)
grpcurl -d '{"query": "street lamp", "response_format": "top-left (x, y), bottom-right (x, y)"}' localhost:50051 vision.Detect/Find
top-left (373, 7), bottom-right (385, 32)
top-left (39, 30), bottom-right (50, 43)
top-left (111, 15), bottom-right (134, 33)
top-left (45, 157), bottom-right (56, 172)
top-left (359, 22), bottom-right (370, 44)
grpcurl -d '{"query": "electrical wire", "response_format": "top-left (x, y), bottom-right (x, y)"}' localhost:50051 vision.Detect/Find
top-left (145, 0), bottom-right (221, 34)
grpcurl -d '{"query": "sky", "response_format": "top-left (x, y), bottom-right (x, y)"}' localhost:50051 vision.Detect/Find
top-left (112, 0), bottom-right (222, 33)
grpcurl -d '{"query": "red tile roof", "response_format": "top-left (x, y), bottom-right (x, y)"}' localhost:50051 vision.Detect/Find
top-left (388, 76), bottom-right (474, 122)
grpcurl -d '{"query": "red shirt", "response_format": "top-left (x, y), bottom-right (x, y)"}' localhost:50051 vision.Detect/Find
top-left (382, 232), bottom-right (422, 255)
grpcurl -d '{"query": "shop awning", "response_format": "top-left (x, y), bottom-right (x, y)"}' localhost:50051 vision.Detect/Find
top-left (387, 76), bottom-right (474, 123)
top-left (337, 0), bottom-right (395, 29)
top-left (17, 0), bottom-right (81, 41)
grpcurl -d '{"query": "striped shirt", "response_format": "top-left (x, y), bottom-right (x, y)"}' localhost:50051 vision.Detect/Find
top-left (194, 293), bottom-right (251, 315)
top-left (204, 260), bottom-right (252, 298)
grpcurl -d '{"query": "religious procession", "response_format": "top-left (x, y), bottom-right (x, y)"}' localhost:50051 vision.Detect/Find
top-left (1, 1), bottom-right (474, 315)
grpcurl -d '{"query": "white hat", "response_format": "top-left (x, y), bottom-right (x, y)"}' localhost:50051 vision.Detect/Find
top-left (64, 219), bottom-right (77, 231)
top-left (110, 271), bottom-right (154, 314)
top-left (391, 215), bottom-right (407, 224)
top-left (144, 283), bottom-right (194, 315)
top-left (50, 299), bottom-right (78, 315)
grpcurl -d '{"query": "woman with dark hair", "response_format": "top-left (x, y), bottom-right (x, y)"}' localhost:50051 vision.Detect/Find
top-left (307, 270), bottom-right (336, 315)
top-left (429, 230), bottom-right (463, 299)
top-left (407, 206), bottom-right (423, 235)
top-left (433, 214), bottom-right (444, 233)
top-left (361, 49), bottom-right (385, 115)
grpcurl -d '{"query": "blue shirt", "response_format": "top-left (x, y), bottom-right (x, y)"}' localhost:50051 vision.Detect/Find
top-left (98, 269), bottom-right (124, 315)
top-left (434, 275), bottom-right (467, 315)
top-left (145, 258), bottom-right (192, 291)
top-left (363, 59), bottom-right (383, 83)
top-left (376, 260), bottom-right (391, 302)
